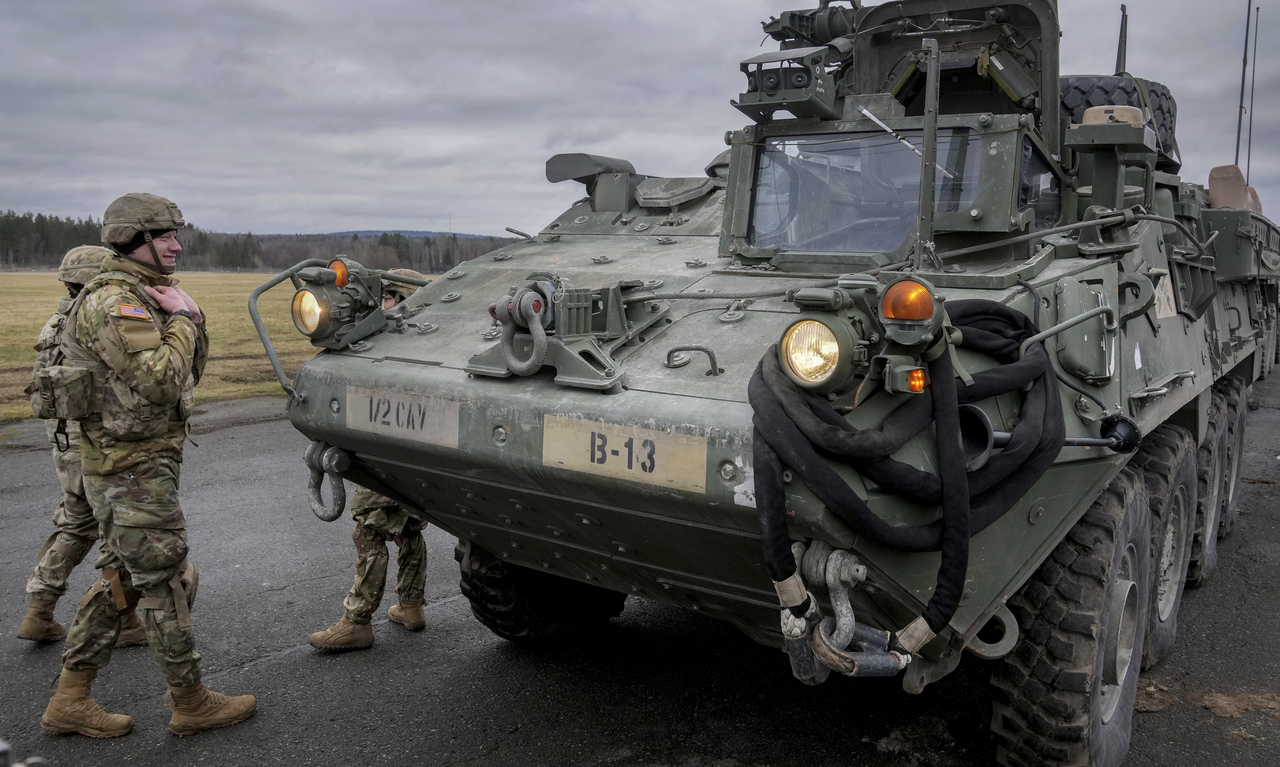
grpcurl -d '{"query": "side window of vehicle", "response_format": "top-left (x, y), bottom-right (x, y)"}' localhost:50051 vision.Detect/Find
top-left (1019, 137), bottom-right (1060, 230)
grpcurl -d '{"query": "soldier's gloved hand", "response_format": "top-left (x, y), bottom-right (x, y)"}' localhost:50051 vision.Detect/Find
top-left (145, 285), bottom-right (202, 323)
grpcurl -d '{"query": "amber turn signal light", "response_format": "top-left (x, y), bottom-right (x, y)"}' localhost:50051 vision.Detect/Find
top-left (882, 280), bottom-right (933, 321)
top-left (908, 368), bottom-right (926, 393)
top-left (328, 259), bottom-right (350, 288)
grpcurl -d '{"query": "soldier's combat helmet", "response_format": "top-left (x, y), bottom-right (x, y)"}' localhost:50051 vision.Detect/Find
top-left (101, 193), bottom-right (185, 274)
top-left (58, 245), bottom-right (111, 288)
top-left (384, 268), bottom-right (425, 304)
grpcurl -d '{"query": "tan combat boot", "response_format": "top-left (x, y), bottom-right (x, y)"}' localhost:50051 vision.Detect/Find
top-left (308, 617), bottom-right (374, 651)
top-left (167, 676), bottom-right (256, 736)
top-left (16, 598), bottom-right (65, 642)
top-left (388, 603), bottom-right (426, 631)
top-left (40, 668), bottom-right (134, 738)
top-left (115, 610), bottom-right (148, 648)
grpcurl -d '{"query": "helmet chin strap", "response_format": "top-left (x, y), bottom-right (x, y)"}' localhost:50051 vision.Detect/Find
top-left (142, 231), bottom-right (176, 275)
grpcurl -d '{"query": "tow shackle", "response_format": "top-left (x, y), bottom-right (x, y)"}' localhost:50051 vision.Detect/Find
top-left (490, 282), bottom-right (555, 376)
top-left (304, 441), bottom-right (349, 522)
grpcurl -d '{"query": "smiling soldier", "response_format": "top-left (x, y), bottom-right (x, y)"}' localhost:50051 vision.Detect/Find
top-left (18, 246), bottom-right (147, 651)
top-left (40, 193), bottom-right (255, 738)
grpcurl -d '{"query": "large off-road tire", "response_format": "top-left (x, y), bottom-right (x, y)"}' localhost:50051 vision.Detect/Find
top-left (1059, 75), bottom-right (1178, 163)
top-left (455, 539), bottom-right (627, 645)
top-left (1215, 376), bottom-right (1248, 538)
top-left (1187, 392), bottom-right (1228, 588)
top-left (991, 466), bottom-right (1150, 767)
top-left (1128, 425), bottom-right (1197, 670)
top-left (1263, 321), bottom-right (1277, 378)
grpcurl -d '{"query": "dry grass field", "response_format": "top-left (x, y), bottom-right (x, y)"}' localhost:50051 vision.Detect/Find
top-left (0, 272), bottom-right (322, 423)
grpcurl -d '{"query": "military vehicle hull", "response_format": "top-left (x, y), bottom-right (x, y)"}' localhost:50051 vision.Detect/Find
top-left (255, 1), bottom-right (1279, 764)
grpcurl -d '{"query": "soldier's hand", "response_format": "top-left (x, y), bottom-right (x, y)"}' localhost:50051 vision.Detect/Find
top-left (171, 287), bottom-right (204, 323)
top-left (144, 285), bottom-right (198, 321)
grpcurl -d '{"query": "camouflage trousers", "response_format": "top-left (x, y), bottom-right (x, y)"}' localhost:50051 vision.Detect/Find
top-left (62, 456), bottom-right (202, 687)
top-left (342, 488), bottom-right (427, 625)
top-left (26, 446), bottom-right (98, 602)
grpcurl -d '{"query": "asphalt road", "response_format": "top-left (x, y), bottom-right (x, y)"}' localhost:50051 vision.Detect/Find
top-left (1, 388), bottom-right (1278, 767)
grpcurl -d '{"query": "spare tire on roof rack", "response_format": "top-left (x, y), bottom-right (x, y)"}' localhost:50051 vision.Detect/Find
top-left (1060, 75), bottom-right (1180, 172)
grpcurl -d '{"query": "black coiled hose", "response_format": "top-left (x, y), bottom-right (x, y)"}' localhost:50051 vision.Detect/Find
top-left (749, 299), bottom-right (1066, 634)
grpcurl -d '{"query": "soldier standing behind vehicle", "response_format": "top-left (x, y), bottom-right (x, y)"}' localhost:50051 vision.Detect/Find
top-left (17, 246), bottom-right (146, 650)
top-left (39, 193), bottom-right (255, 739)
top-left (310, 268), bottom-right (430, 651)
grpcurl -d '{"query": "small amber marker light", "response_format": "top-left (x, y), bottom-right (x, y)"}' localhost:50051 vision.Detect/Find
top-left (328, 259), bottom-right (350, 288)
top-left (908, 368), bottom-right (926, 393)
top-left (882, 280), bottom-right (934, 321)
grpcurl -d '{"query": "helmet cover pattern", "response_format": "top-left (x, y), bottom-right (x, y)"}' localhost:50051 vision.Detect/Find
top-left (101, 193), bottom-right (185, 247)
top-left (59, 245), bottom-right (112, 285)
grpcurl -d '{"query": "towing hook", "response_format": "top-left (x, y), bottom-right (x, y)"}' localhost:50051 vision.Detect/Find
top-left (304, 441), bottom-right (349, 521)
top-left (494, 284), bottom-right (553, 376)
top-left (802, 545), bottom-right (911, 678)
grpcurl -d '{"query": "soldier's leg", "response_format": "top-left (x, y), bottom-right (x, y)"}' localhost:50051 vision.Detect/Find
top-left (18, 447), bottom-right (98, 642)
top-left (27, 447), bottom-right (98, 598)
top-left (393, 518), bottom-right (428, 608)
top-left (389, 517), bottom-right (427, 631)
top-left (60, 550), bottom-right (128, 676)
top-left (47, 509), bottom-right (136, 739)
top-left (343, 521), bottom-right (391, 624)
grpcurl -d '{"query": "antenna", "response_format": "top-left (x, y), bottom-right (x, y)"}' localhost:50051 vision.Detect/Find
top-left (1235, 0), bottom-right (1252, 165)
top-left (1247, 6), bottom-right (1260, 184)
top-left (1114, 4), bottom-right (1129, 75)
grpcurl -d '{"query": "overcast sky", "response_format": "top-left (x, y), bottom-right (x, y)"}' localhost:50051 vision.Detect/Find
top-left (0, 0), bottom-right (1274, 236)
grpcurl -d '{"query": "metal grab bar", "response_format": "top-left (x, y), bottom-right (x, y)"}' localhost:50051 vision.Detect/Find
top-left (1017, 305), bottom-right (1119, 359)
top-left (247, 259), bottom-right (328, 400)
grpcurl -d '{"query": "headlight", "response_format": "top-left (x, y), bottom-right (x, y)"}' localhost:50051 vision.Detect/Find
top-left (292, 288), bottom-right (327, 336)
top-left (778, 316), bottom-right (860, 393)
top-left (782, 321), bottom-right (841, 384)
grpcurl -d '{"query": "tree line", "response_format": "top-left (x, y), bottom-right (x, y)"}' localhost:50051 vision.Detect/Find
top-left (0, 210), bottom-right (515, 274)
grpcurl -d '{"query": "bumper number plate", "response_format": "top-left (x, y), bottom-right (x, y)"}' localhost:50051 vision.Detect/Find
top-left (346, 386), bottom-right (459, 447)
top-left (542, 415), bottom-right (706, 493)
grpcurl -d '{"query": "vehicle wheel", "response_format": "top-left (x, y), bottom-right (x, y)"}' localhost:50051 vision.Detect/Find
top-left (1187, 393), bottom-right (1227, 588)
top-left (1215, 376), bottom-right (1248, 538)
top-left (990, 466), bottom-right (1150, 767)
top-left (1260, 324), bottom-right (1273, 379)
top-left (1128, 425), bottom-right (1197, 670)
top-left (1059, 75), bottom-right (1178, 168)
top-left (1261, 321), bottom-right (1275, 379)
top-left (454, 538), bottom-right (627, 645)
top-left (1274, 318), bottom-right (1279, 364)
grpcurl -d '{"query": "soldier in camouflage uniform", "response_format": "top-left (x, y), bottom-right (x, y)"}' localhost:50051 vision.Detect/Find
top-left (310, 269), bottom-right (430, 651)
top-left (40, 194), bottom-right (255, 739)
top-left (17, 246), bottom-right (146, 649)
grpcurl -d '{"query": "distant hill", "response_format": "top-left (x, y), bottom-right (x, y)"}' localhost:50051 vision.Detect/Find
top-left (312, 230), bottom-right (496, 240)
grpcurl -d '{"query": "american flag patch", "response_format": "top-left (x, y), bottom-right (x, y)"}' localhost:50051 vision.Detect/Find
top-left (119, 304), bottom-right (149, 320)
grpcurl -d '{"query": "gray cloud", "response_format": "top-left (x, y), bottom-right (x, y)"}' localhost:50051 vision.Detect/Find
top-left (0, 0), bottom-right (1275, 236)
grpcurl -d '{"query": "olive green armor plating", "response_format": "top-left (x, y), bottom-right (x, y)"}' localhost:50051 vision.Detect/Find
top-left (254, 2), bottom-right (1278, 765)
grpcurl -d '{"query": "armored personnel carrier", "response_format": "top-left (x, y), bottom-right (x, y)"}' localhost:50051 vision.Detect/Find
top-left (252, 1), bottom-right (1279, 764)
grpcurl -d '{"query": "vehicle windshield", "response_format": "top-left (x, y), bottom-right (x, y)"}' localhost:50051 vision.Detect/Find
top-left (749, 128), bottom-right (983, 253)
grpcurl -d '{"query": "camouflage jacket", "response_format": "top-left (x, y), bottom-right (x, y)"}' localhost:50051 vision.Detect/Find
top-left (69, 255), bottom-right (209, 475)
top-left (33, 297), bottom-right (82, 448)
